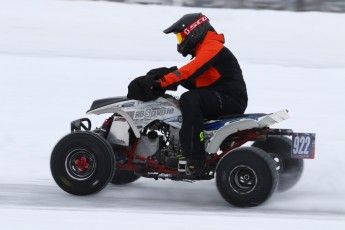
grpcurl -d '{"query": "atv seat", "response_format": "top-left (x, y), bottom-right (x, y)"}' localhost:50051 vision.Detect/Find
top-left (203, 113), bottom-right (267, 131)
top-left (204, 113), bottom-right (267, 122)
top-left (218, 113), bottom-right (267, 120)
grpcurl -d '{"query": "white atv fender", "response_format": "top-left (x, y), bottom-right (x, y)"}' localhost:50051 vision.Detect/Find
top-left (87, 100), bottom-right (142, 138)
top-left (205, 109), bottom-right (289, 153)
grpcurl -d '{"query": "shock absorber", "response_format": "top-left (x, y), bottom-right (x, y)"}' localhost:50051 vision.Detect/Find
top-left (98, 116), bottom-right (113, 138)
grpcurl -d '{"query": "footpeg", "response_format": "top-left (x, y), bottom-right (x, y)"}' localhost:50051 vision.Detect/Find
top-left (178, 160), bottom-right (187, 173)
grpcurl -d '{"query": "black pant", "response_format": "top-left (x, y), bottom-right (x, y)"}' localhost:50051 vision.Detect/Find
top-left (179, 89), bottom-right (246, 160)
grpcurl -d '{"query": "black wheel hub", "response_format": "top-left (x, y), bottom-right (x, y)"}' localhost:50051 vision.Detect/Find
top-left (229, 165), bottom-right (257, 194)
top-left (65, 149), bottom-right (97, 180)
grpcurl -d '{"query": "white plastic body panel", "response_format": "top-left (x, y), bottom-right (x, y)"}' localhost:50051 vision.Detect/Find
top-left (87, 95), bottom-right (289, 153)
top-left (206, 110), bottom-right (289, 153)
top-left (87, 96), bottom-right (182, 138)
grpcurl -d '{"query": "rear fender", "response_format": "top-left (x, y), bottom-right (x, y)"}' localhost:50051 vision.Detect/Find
top-left (205, 120), bottom-right (259, 153)
top-left (206, 109), bottom-right (289, 153)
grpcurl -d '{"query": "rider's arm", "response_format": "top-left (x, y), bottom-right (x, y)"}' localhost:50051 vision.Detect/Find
top-left (159, 40), bottom-right (224, 88)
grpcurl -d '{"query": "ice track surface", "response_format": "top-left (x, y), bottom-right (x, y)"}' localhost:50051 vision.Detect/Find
top-left (0, 180), bottom-right (344, 229)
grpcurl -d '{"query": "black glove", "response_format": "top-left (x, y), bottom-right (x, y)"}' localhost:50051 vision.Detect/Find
top-left (127, 68), bottom-right (173, 101)
top-left (128, 75), bottom-right (158, 102)
top-left (146, 66), bottom-right (178, 78)
top-left (150, 80), bottom-right (165, 97)
top-left (151, 80), bottom-right (161, 91)
top-left (147, 66), bottom-right (179, 91)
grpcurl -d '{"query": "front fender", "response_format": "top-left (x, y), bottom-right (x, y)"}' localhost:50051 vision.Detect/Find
top-left (87, 107), bottom-right (141, 138)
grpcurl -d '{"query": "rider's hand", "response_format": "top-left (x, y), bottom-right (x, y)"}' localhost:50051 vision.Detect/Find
top-left (151, 80), bottom-right (161, 90)
top-left (151, 79), bottom-right (165, 97)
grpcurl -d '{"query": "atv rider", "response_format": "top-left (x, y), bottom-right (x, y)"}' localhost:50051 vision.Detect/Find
top-left (154, 13), bottom-right (248, 174)
top-left (128, 13), bottom-right (248, 175)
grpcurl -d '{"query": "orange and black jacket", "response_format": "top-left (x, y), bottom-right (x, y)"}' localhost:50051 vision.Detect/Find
top-left (160, 31), bottom-right (248, 108)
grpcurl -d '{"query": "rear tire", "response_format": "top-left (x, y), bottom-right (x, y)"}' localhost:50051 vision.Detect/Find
top-left (50, 131), bottom-right (115, 195)
top-left (252, 136), bottom-right (303, 192)
top-left (216, 147), bottom-right (278, 207)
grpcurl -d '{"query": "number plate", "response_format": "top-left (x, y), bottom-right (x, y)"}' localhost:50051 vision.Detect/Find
top-left (291, 133), bottom-right (316, 159)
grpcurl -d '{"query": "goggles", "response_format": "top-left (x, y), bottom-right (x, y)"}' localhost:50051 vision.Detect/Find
top-left (175, 32), bottom-right (185, 44)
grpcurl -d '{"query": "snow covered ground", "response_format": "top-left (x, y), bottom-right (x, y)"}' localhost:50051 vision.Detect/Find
top-left (0, 0), bottom-right (345, 229)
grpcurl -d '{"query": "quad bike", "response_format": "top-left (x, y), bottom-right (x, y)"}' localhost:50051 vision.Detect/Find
top-left (50, 94), bottom-right (315, 207)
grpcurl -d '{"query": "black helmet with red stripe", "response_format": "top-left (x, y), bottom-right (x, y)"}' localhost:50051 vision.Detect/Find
top-left (164, 13), bottom-right (214, 57)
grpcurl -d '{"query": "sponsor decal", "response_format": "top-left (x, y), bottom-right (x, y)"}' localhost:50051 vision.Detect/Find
top-left (134, 108), bottom-right (175, 119)
top-left (199, 131), bottom-right (204, 142)
top-left (178, 116), bottom-right (183, 123)
top-left (121, 102), bottom-right (135, 108)
top-left (181, 16), bottom-right (208, 37)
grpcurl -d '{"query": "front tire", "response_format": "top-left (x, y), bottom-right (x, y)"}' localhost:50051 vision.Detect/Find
top-left (216, 147), bottom-right (278, 207)
top-left (50, 131), bottom-right (115, 195)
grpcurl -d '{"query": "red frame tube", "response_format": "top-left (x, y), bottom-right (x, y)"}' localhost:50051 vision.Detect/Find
top-left (114, 128), bottom-right (269, 175)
